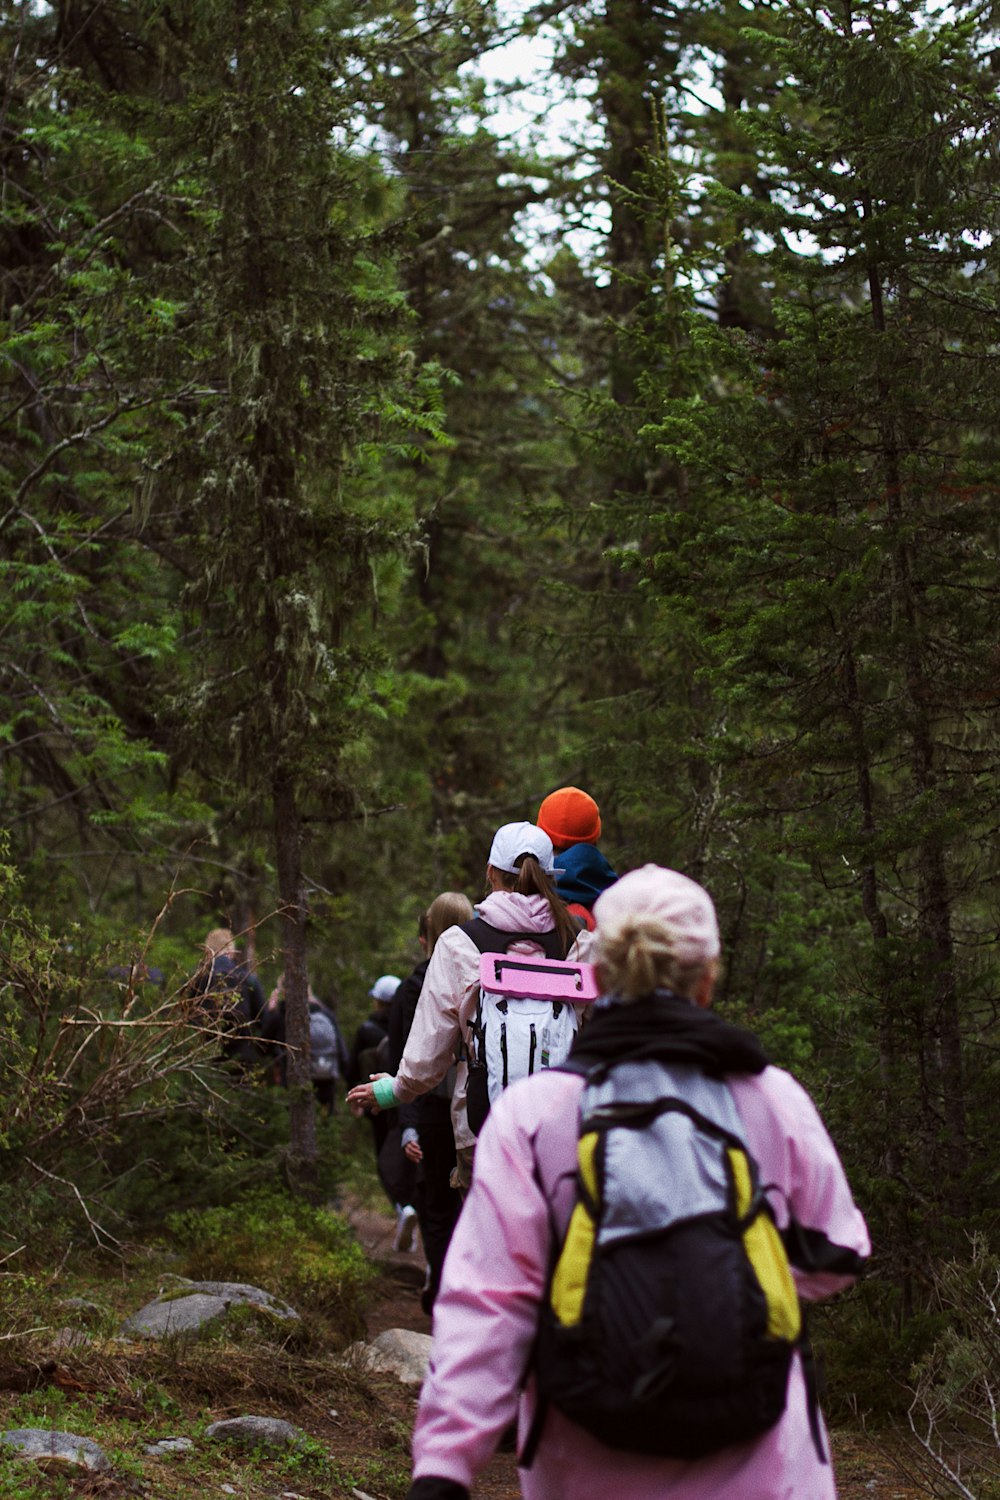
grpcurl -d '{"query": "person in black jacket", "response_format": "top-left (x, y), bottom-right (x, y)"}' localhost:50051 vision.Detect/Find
top-left (388, 892), bottom-right (473, 1311)
top-left (186, 927), bottom-right (266, 1069)
top-left (347, 975), bottom-right (409, 1222)
top-left (346, 976), bottom-right (398, 1085)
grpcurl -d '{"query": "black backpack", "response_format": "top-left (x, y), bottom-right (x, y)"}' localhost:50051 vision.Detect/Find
top-left (193, 955), bottom-right (261, 1065)
top-left (526, 1054), bottom-right (804, 1462)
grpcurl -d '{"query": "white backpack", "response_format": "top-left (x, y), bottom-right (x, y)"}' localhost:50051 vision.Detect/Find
top-left (464, 920), bottom-right (597, 1133)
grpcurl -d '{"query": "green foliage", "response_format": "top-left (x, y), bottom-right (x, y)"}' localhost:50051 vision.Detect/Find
top-left (166, 1186), bottom-right (374, 1337)
top-left (813, 1277), bottom-right (950, 1422)
top-left (150, 0), bottom-right (440, 810)
top-left (0, 1453), bottom-right (90, 1500)
top-left (901, 1237), bottom-right (1000, 1495)
top-left (0, 1271), bottom-right (47, 1343)
top-left (328, 1), bottom-right (608, 916)
top-left (0, 8), bottom-right (192, 864)
top-left (0, 832), bottom-right (318, 1251)
top-left (580, 0), bottom-right (1000, 1295)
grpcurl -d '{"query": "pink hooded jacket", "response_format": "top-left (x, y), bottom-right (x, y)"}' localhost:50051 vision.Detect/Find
top-left (412, 1061), bottom-right (870, 1500)
top-left (391, 891), bottom-right (591, 1152)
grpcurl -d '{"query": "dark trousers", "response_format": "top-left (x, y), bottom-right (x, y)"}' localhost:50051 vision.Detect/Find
top-left (313, 1078), bottom-right (335, 1115)
top-left (414, 1116), bottom-right (462, 1307)
top-left (377, 1119), bottom-right (417, 1210)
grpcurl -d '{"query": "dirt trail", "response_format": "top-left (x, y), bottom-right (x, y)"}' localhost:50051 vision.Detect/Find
top-left (349, 1197), bottom-right (521, 1498)
top-left (350, 1199), bottom-right (924, 1500)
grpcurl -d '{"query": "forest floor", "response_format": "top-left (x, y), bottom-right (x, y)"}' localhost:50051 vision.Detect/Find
top-left (0, 1196), bottom-right (932, 1500)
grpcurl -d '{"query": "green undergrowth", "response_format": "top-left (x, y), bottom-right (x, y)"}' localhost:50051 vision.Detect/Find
top-left (0, 1223), bottom-right (409, 1500)
top-left (0, 1343), bottom-right (411, 1499)
top-left (165, 1183), bottom-right (375, 1339)
top-left (0, 1400), bottom-right (410, 1500)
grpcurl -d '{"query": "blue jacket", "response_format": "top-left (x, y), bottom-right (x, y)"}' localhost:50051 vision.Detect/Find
top-left (556, 843), bottom-right (618, 911)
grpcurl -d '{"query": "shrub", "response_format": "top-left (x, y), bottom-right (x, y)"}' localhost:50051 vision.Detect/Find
top-left (0, 845), bottom-right (322, 1254)
top-left (165, 1187), bottom-right (374, 1339)
top-left (901, 1237), bottom-right (1000, 1500)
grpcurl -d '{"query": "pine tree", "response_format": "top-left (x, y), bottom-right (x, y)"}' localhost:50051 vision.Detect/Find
top-left (148, 0), bottom-right (437, 1177)
top-left (351, 0), bottom-right (599, 884)
top-left (620, 0), bottom-right (1000, 1274)
top-left (0, 3), bottom-right (190, 897)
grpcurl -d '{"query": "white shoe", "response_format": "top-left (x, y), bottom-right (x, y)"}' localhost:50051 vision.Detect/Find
top-left (393, 1203), bottom-right (418, 1253)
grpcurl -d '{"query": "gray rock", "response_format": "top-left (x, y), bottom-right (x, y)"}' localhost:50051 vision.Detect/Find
top-left (171, 1280), bottom-right (299, 1320)
top-left (0, 1428), bottom-right (111, 1472)
top-left (352, 1327), bottom-right (433, 1387)
top-left (145, 1436), bottom-right (195, 1456)
top-left (59, 1297), bottom-right (103, 1317)
top-left (121, 1291), bottom-right (231, 1338)
top-left (205, 1415), bottom-right (306, 1449)
top-left (120, 1279), bottom-right (299, 1339)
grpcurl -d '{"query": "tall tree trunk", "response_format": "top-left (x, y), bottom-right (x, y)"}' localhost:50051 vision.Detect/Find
top-left (600, 0), bottom-right (657, 410)
top-left (863, 207), bottom-right (967, 1194)
top-left (273, 764), bottom-right (317, 1186)
top-left (841, 643), bottom-right (900, 1175)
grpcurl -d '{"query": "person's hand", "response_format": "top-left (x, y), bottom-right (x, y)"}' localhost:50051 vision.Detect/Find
top-left (407, 1478), bottom-right (469, 1500)
top-left (403, 1137), bottom-right (423, 1163)
top-left (346, 1072), bottom-right (389, 1114)
top-left (346, 1081), bottom-right (376, 1113)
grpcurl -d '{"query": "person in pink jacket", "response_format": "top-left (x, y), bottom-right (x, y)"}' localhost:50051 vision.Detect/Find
top-left (347, 820), bottom-right (587, 1190)
top-left (406, 864), bottom-right (871, 1500)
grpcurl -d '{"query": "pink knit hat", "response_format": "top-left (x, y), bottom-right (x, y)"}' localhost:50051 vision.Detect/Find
top-left (592, 864), bottom-right (720, 970)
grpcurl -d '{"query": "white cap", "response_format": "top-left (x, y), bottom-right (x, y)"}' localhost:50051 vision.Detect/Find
top-left (368, 974), bottom-right (401, 1002)
top-left (487, 821), bottom-right (563, 876)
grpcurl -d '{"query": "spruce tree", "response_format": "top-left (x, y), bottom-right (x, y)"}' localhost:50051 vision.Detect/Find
top-left (355, 1), bottom-right (599, 883)
top-left (149, 0), bottom-right (435, 1177)
top-left (618, 0), bottom-right (1000, 1276)
top-left (0, 3), bottom-right (189, 896)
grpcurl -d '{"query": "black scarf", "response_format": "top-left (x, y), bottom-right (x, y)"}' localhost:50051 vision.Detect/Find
top-left (566, 991), bottom-right (769, 1079)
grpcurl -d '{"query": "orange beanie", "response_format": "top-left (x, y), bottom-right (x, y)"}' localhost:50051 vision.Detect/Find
top-left (536, 787), bottom-right (602, 851)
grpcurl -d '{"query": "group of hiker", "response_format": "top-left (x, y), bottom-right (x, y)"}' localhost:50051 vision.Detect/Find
top-left (343, 787), bottom-right (620, 1308)
top-left (185, 926), bottom-right (351, 1113)
top-left (190, 783), bottom-right (870, 1500)
top-left (344, 786), bottom-right (870, 1500)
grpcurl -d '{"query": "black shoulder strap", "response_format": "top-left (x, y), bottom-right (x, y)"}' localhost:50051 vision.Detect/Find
top-left (463, 917), bottom-right (566, 961)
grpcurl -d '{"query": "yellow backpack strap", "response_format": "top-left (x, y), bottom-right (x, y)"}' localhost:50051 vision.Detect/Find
top-left (549, 1130), bottom-right (600, 1327)
top-left (727, 1147), bottom-right (801, 1342)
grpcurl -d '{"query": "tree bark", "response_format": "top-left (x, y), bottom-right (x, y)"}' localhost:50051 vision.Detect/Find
top-left (273, 764), bottom-right (317, 1187)
top-left (863, 207), bottom-right (967, 1192)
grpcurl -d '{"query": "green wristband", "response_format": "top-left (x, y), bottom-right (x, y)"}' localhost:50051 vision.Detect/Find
top-left (372, 1076), bottom-right (398, 1110)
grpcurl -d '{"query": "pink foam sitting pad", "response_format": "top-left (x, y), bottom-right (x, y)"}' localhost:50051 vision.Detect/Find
top-left (479, 952), bottom-right (599, 1004)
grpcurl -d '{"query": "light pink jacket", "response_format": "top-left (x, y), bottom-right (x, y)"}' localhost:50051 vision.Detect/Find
top-left (413, 1064), bottom-right (870, 1500)
top-left (391, 892), bottom-right (592, 1151)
